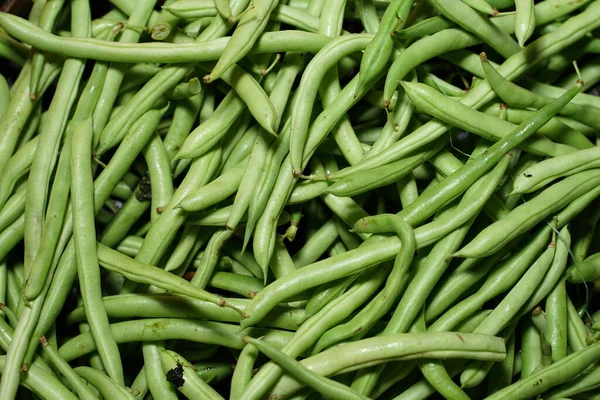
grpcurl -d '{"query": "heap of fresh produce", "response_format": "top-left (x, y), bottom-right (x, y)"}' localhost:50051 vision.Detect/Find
top-left (0, 0), bottom-right (600, 398)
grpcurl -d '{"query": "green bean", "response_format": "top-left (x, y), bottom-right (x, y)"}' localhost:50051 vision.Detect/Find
top-left (164, 97), bottom-right (203, 157)
top-left (353, 0), bottom-right (379, 33)
top-left (487, 341), bottom-right (600, 399)
top-left (367, 76), bottom-right (416, 157)
top-left (289, 34), bottom-right (372, 174)
top-left (0, 136), bottom-right (37, 210)
top-left (164, 225), bottom-right (205, 272)
top-left (191, 207), bottom-right (290, 230)
top-left (499, 105), bottom-right (593, 150)
top-left (315, 215), bottom-right (416, 351)
top-left (99, 186), bottom-right (150, 248)
top-left (5, 268), bottom-right (22, 316)
top-left (0, 264), bottom-right (7, 324)
top-left (515, 0), bottom-right (535, 47)
top-left (74, 367), bottom-right (136, 400)
top-left (175, 91), bottom-right (247, 160)
top-left (488, 332), bottom-right (516, 394)
top-left (59, 318), bottom-right (294, 361)
top-left (207, 0), bottom-right (279, 77)
top-left (91, 0), bottom-right (157, 144)
top-left (460, 321), bottom-right (519, 388)
top-left (355, 0), bottom-right (412, 99)
top-left (0, 304), bottom-right (17, 329)
top-left (245, 336), bottom-right (370, 400)
top-left (462, 0), bottom-right (496, 14)
top-left (165, 77), bottom-right (202, 100)
top-left (71, 119), bottom-right (124, 383)
top-left (68, 293), bottom-right (304, 330)
top-left (544, 365), bottom-right (600, 399)
top-left (224, 242), bottom-right (265, 280)
top-left (192, 363), bottom-right (233, 386)
top-left (383, 28), bottom-right (479, 105)
top-left (566, 296), bottom-right (587, 352)
top-left (546, 279), bottom-right (568, 362)
top-left (414, 153), bottom-right (510, 248)
top-left (96, 242), bottom-right (244, 315)
top-left (325, 141), bottom-right (446, 197)
top-left (466, 242), bottom-right (555, 345)
top-left (282, 206), bottom-right (303, 243)
top-left (22, 5), bottom-right (90, 279)
top-left (419, 359), bottom-right (469, 400)
top-left (142, 134), bottom-right (173, 221)
top-left (190, 229), bottom-right (234, 288)
top-left (566, 252), bottom-right (600, 283)
top-left (558, 57), bottom-right (600, 91)
top-left (21, 134), bottom-right (69, 301)
top-left (162, 0), bottom-right (218, 18)
top-left (453, 169), bottom-right (600, 259)
top-left (97, 64), bottom-right (194, 154)
top-left (270, 236), bottom-right (298, 279)
top-left (150, 0), bottom-right (180, 41)
top-left (231, 341), bottom-right (259, 399)
top-left (513, 147), bottom-right (600, 194)
top-left (346, 6), bottom-right (600, 183)
top-left (482, 53), bottom-right (600, 131)
top-left (0, 73), bottom-right (8, 119)
top-left (304, 273), bottom-right (358, 319)
top-left (0, 13), bottom-right (335, 62)
top-left (401, 83), bottom-right (579, 231)
top-left (0, 355), bottom-right (78, 400)
top-left (267, 332), bottom-right (506, 398)
top-left (426, 146), bottom-right (505, 218)
top-left (320, 193), bottom-right (369, 236)
top-left (523, 77), bottom-right (600, 109)
top-left (0, 32), bottom-right (28, 65)
top-left (212, 271), bottom-right (278, 304)
top-left (289, 217), bottom-right (336, 267)
top-left (119, 145), bottom-right (222, 294)
top-left (395, 15), bottom-right (454, 39)
top-left (227, 129), bottom-right (271, 231)
top-left (28, 0), bottom-right (66, 99)
top-left (160, 350), bottom-right (224, 399)
top-left (520, 226), bottom-right (571, 313)
top-left (385, 219), bottom-right (473, 336)
top-left (420, 71), bottom-right (467, 97)
top-left (39, 336), bottom-right (99, 399)
top-left (214, 64), bottom-right (278, 136)
top-left (431, 226), bottom-right (552, 332)
top-left (244, 120), bottom-right (292, 249)
top-left (240, 267), bottom-right (388, 400)
top-left (401, 81), bottom-right (575, 157)
top-left (215, 0), bottom-right (233, 20)
top-left (142, 342), bottom-right (178, 400)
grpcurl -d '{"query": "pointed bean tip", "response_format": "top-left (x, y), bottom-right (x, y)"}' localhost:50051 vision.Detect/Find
top-left (266, 127), bottom-right (278, 137)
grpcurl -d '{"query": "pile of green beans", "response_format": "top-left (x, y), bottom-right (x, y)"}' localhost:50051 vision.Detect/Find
top-left (1, 0), bottom-right (600, 398)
